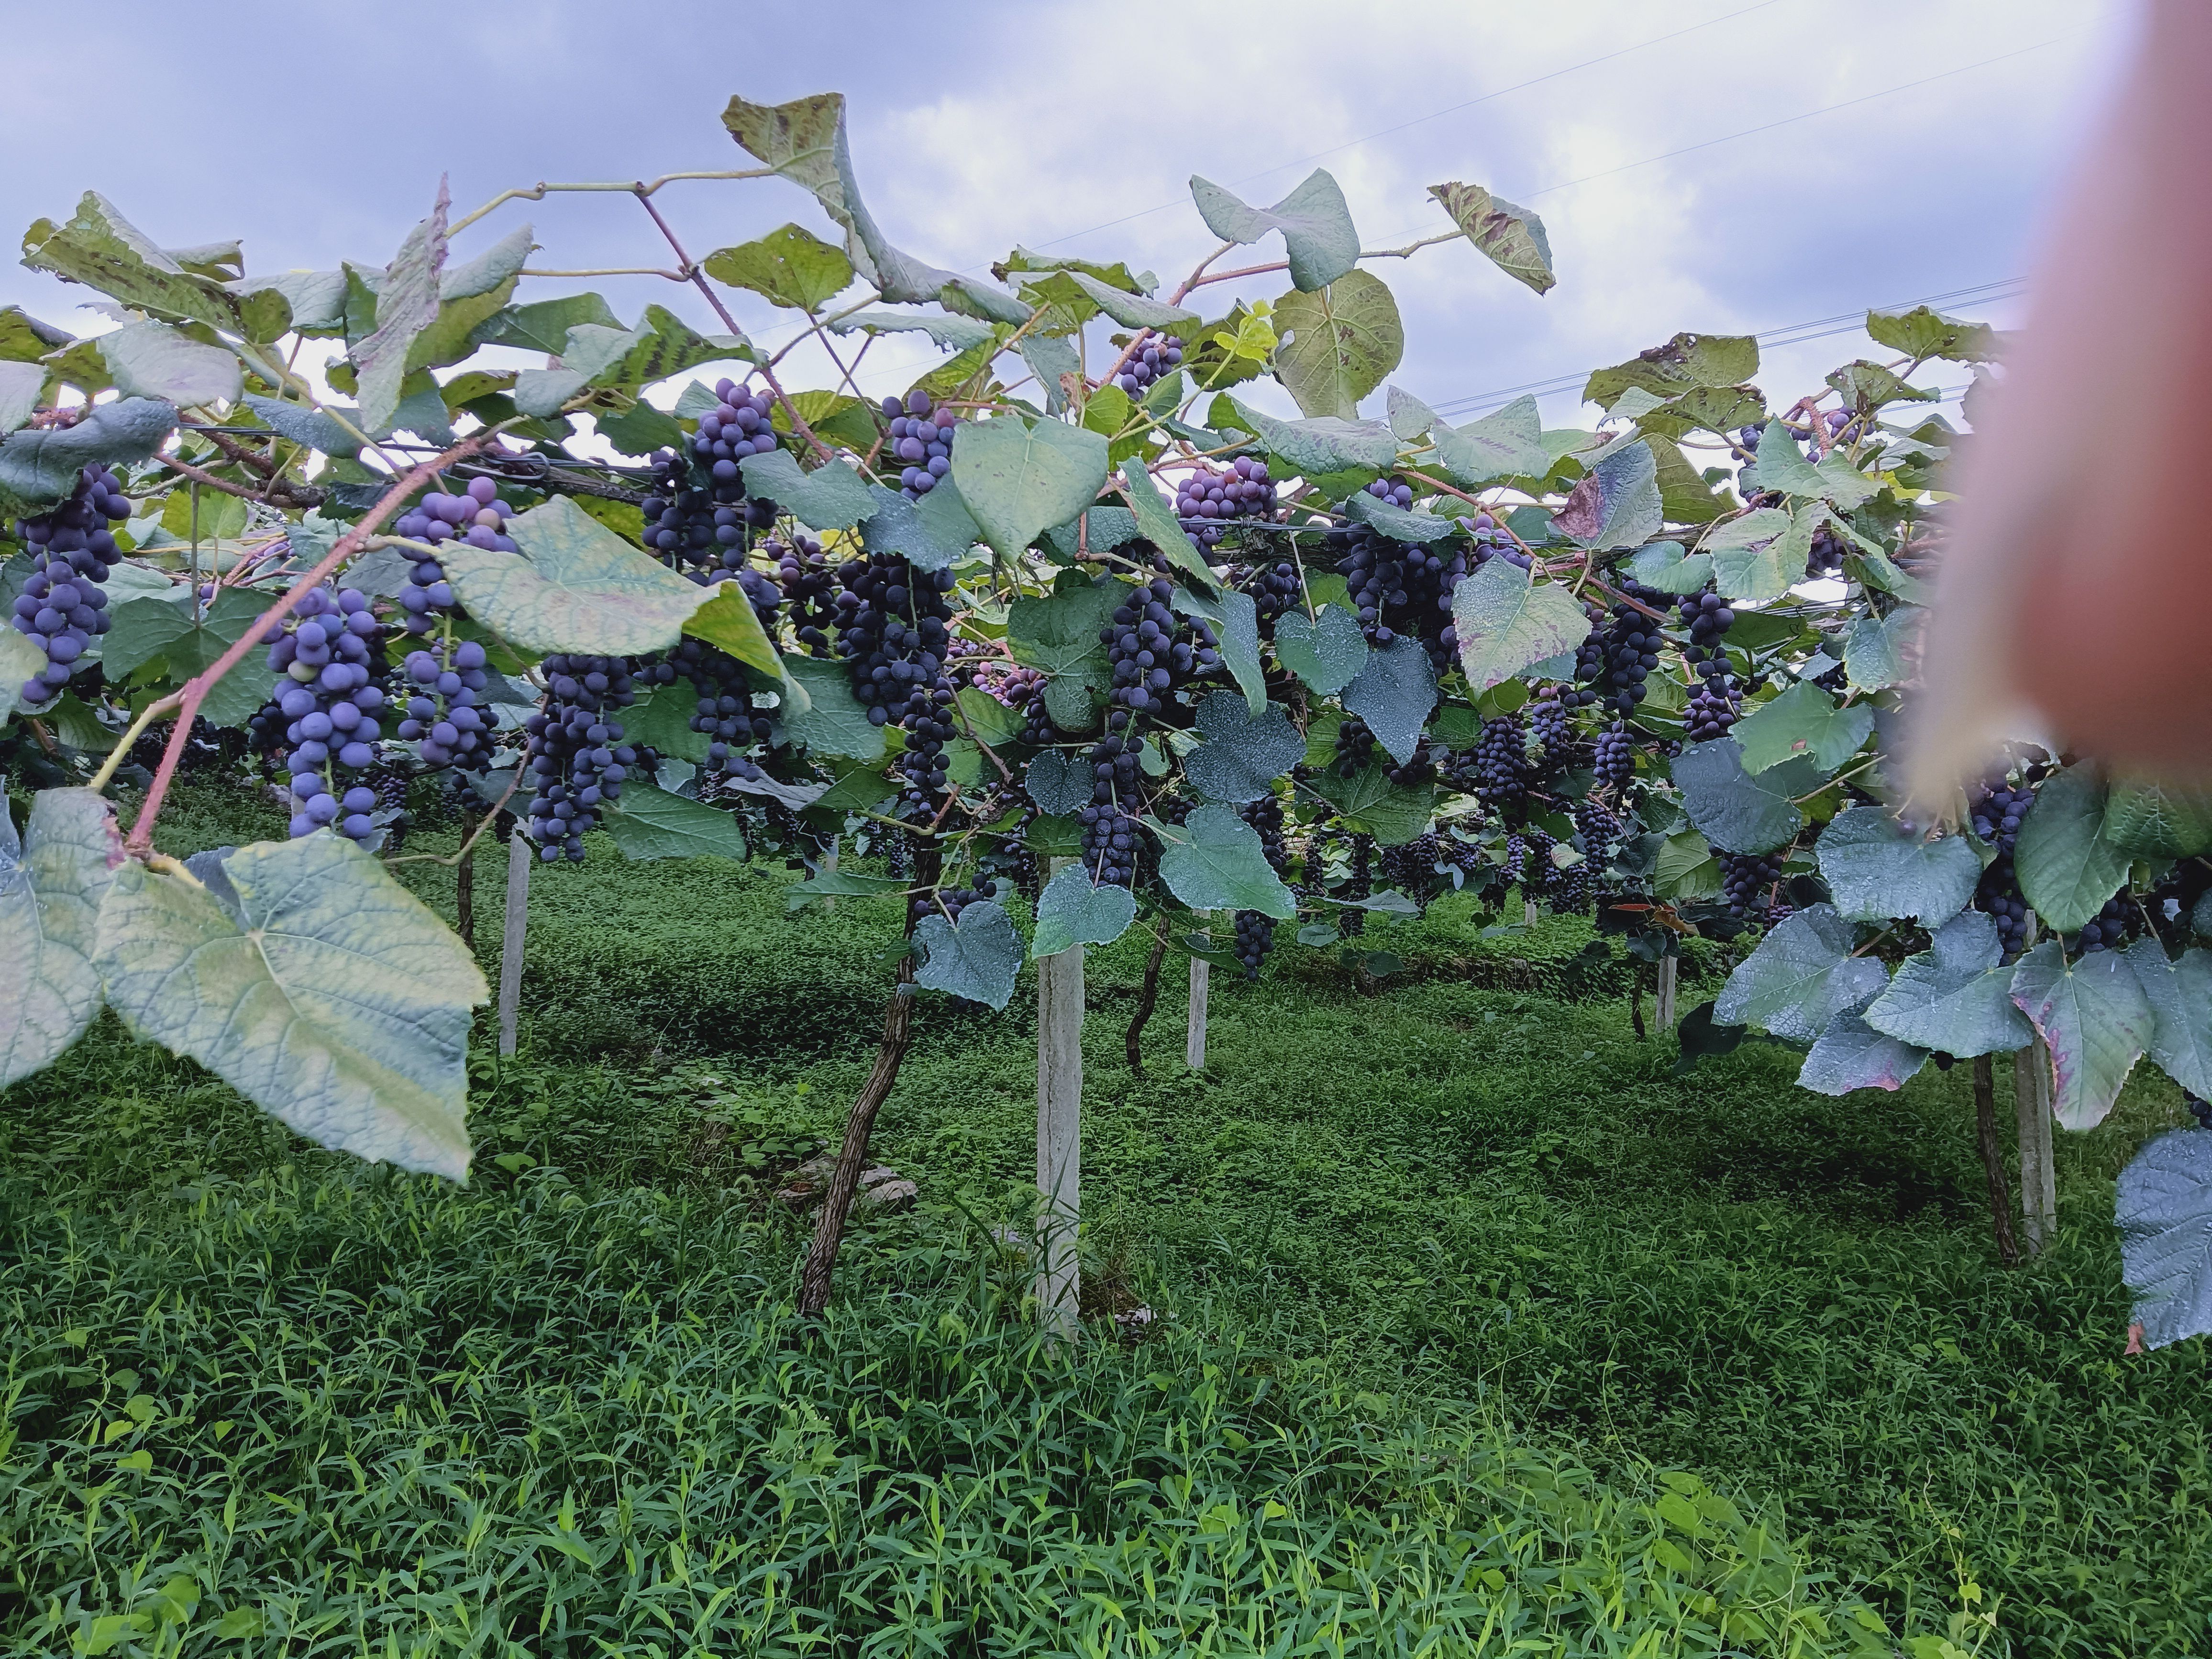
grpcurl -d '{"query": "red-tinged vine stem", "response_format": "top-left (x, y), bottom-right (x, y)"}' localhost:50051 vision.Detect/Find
top-left (124, 433), bottom-right (491, 855)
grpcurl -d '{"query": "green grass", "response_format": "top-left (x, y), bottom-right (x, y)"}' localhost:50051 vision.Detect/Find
top-left (4, 786), bottom-right (2209, 1654)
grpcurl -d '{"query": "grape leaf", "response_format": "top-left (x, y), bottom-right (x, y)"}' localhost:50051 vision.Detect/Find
top-left (1025, 750), bottom-right (1093, 817)
top-left (1182, 691), bottom-right (1304, 804)
top-left (860, 482), bottom-right (981, 574)
top-left (0, 788), bottom-right (122, 1087)
top-left (1219, 396), bottom-right (1397, 474)
top-left (1866, 305), bottom-right (2001, 363)
top-left (1426, 182), bottom-right (1555, 295)
top-left (1340, 637), bottom-right (1436, 766)
top-left (1056, 269), bottom-right (1200, 333)
top-left (682, 581), bottom-right (788, 690)
top-left (470, 293), bottom-right (622, 356)
top-left (1797, 1011), bottom-right (1928, 1095)
top-left (1273, 272), bottom-right (1403, 420)
top-left (2125, 940), bottom-right (2212, 1099)
top-left (1191, 170), bottom-right (1359, 291)
top-left (1430, 395), bottom-right (1549, 487)
top-left (1654, 829), bottom-right (1722, 900)
top-left (2015, 765), bottom-right (2133, 934)
top-left (1732, 682), bottom-right (1875, 775)
top-left (785, 869), bottom-right (907, 911)
top-left (1714, 903), bottom-right (1888, 1042)
top-left (1450, 560), bottom-right (1591, 692)
top-left (0, 397), bottom-right (177, 505)
top-left (1674, 740), bottom-right (1816, 855)
top-left (954, 685), bottom-right (1022, 748)
top-left (1171, 587), bottom-right (1266, 715)
top-left (353, 186), bottom-right (448, 435)
top-left (2009, 939), bottom-right (2152, 1130)
top-left (1118, 461), bottom-right (1219, 593)
top-left (0, 360), bottom-right (41, 436)
top-left (1626, 541), bottom-right (1713, 596)
top-left (829, 306), bottom-right (998, 352)
top-left (913, 899), bottom-right (1022, 1010)
top-left (1030, 862), bottom-right (1138, 958)
top-left (1701, 509), bottom-right (1808, 604)
top-left (2116, 1128), bottom-right (2212, 1349)
top-left (0, 631), bottom-right (42, 722)
top-left (951, 415), bottom-right (1109, 558)
top-left (782, 655), bottom-right (881, 760)
top-left (1842, 607), bottom-right (1922, 691)
top-left (1386, 385), bottom-right (1438, 440)
top-left (1274, 604), bottom-right (1368, 696)
top-left (1308, 766), bottom-right (1435, 847)
top-left (703, 222), bottom-right (855, 314)
top-left (1862, 911), bottom-right (2035, 1057)
top-left (1343, 491), bottom-right (1459, 544)
top-left (242, 392), bottom-right (363, 460)
top-left (601, 784), bottom-right (747, 861)
top-left (738, 449), bottom-right (874, 531)
top-left (1553, 441), bottom-right (1660, 551)
top-left (21, 193), bottom-right (244, 332)
top-left (1582, 332), bottom-right (1757, 409)
top-left (621, 685), bottom-right (710, 763)
top-left (2103, 777), bottom-right (2212, 857)
top-left (1814, 804), bottom-right (1980, 927)
top-left (1008, 573), bottom-right (1119, 728)
top-left (95, 835), bottom-right (487, 1178)
top-left (99, 321), bottom-right (241, 408)
top-left (1741, 417), bottom-right (1827, 498)
top-left (1146, 804), bottom-right (1296, 917)
top-left (100, 588), bottom-right (278, 729)
top-left (446, 496), bottom-right (707, 657)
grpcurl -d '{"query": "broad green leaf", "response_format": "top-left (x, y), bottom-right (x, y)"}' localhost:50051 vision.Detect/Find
top-left (1812, 452), bottom-right (1880, 510)
top-left (1429, 394), bottom-right (1548, 487)
top-left (601, 783), bottom-right (747, 861)
top-left (471, 293), bottom-right (622, 356)
top-left (1171, 586), bottom-right (1266, 714)
top-left (1552, 440), bottom-right (1660, 551)
top-left (0, 630), bottom-right (40, 720)
top-left (1863, 911), bottom-right (2034, 1056)
top-left (446, 495), bottom-right (708, 657)
top-left (353, 187), bottom-right (448, 435)
top-left (1343, 491), bottom-right (1459, 543)
top-left (2116, 1127), bottom-right (2212, 1349)
top-left (231, 269), bottom-right (344, 336)
top-left (1648, 434), bottom-right (1730, 525)
top-left (913, 898), bottom-right (1022, 1009)
top-left (0, 305), bottom-right (73, 362)
top-left (1272, 272), bottom-right (1402, 419)
top-left (20, 193), bottom-right (243, 331)
top-left (1309, 765), bottom-right (1435, 846)
top-left (1021, 333), bottom-right (1080, 413)
top-left (1582, 332), bottom-right (1757, 410)
top-left (1653, 828), bottom-right (1721, 899)
top-left (242, 391), bottom-right (362, 459)
top-left (1815, 804), bottom-right (1979, 927)
top-left (1220, 395), bottom-right (1397, 474)
top-left (99, 321), bottom-right (240, 408)
top-left (36, 692), bottom-right (109, 751)
top-left (1843, 607), bottom-right (1921, 691)
top-left (1626, 540), bottom-right (1713, 595)
top-left (1714, 903), bottom-right (1888, 1042)
top-left (785, 868), bottom-right (907, 910)
top-left (2009, 939), bottom-right (2152, 1129)
top-left (1043, 506), bottom-right (1142, 564)
top-left (1866, 305), bottom-right (2001, 363)
top-left (1183, 691), bottom-right (1305, 804)
top-left (1058, 269), bottom-right (1199, 333)
top-left (810, 761), bottom-right (898, 815)
top-left (621, 685), bottom-right (710, 763)
top-left (1009, 573), bottom-right (1119, 726)
top-left (0, 788), bottom-right (122, 1086)
top-left (1024, 750), bottom-right (1093, 817)
top-left (1426, 182), bottom-right (1555, 295)
top-left (860, 482), bottom-right (980, 574)
top-left (1274, 604), bottom-right (1368, 696)
top-left (590, 304), bottom-right (751, 389)
top-left (1673, 739), bottom-right (1815, 854)
top-left (594, 400), bottom-right (686, 458)
top-left (1701, 509), bottom-right (1805, 604)
top-left (1733, 682), bottom-right (1874, 775)
top-left (0, 397), bottom-right (176, 505)
top-left (1119, 461), bottom-right (1219, 592)
top-left (1827, 359), bottom-right (1936, 411)
top-left (951, 415), bottom-right (1109, 558)
top-left (704, 222), bottom-right (856, 313)
top-left (1340, 637), bottom-right (1436, 766)
top-left (954, 684), bottom-right (1022, 749)
top-left (1634, 385), bottom-right (1767, 441)
top-left (100, 588), bottom-right (277, 728)
top-left (1148, 803), bottom-right (1296, 916)
top-left (1450, 560), bottom-right (1591, 692)
top-left (406, 226), bottom-right (531, 370)
top-left (2103, 777), bottom-right (2212, 857)
top-left (828, 306), bottom-right (998, 353)
top-left (1192, 170), bottom-right (1359, 291)
top-left (95, 836), bottom-right (487, 1177)
top-left (737, 449), bottom-right (873, 531)
top-left (1797, 1011), bottom-right (1927, 1095)
top-left (0, 360), bottom-right (41, 436)
top-left (2015, 766), bottom-right (2132, 934)
top-left (2127, 940), bottom-right (2212, 1100)
top-left (783, 655), bottom-right (882, 760)
top-left (1031, 862), bottom-right (1138, 958)
top-left (1745, 419), bottom-right (1827, 498)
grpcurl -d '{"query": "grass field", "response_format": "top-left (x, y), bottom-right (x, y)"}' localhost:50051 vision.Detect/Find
top-left (1, 783), bottom-right (2207, 1655)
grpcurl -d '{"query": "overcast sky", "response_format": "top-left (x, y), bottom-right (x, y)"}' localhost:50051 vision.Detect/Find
top-left (2, 0), bottom-right (2134, 433)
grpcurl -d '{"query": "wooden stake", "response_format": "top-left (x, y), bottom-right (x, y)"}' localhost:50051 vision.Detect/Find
top-left (497, 830), bottom-right (530, 1057)
top-left (1974, 1054), bottom-right (2022, 1267)
top-left (1186, 909), bottom-right (1211, 1071)
top-left (1525, 897), bottom-right (1539, 930)
top-left (1655, 954), bottom-right (1678, 1032)
top-left (2015, 1035), bottom-right (2058, 1256)
top-left (1036, 862), bottom-right (1084, 1339)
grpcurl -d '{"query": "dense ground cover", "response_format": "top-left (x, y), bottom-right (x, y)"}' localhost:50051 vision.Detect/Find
top-left (1, 784), bottom-right (2207, 1655)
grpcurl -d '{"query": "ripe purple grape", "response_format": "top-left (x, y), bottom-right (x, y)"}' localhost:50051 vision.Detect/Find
top-left (10, 464), bottom-right (125, 708)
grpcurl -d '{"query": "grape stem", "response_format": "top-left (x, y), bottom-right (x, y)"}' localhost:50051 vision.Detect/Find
top-left (88, 693), bottom-right (185, 795)
top-left (123, 433), bottom-right (493, 856)
top-left (446, 167), bottom-right (778, 237)
top-left (383, 770), bottom-right (524, 868)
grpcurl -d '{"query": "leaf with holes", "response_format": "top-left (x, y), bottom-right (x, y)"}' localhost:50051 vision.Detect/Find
top-left (2016, 766), bottom-right (2133, 934)
top-left (95, 836), bottom-right (487, 1177)
top-left (0, 789), bottom-right (122, 1087)
top-left (951, 415), bottom-right (1108, 558)
top-left (446, 496), bottom-right (708, 657)
top-left (1450, 560), bottom-right (1591, 693)
top-left (1273, 272), bottom-right (1403, 420)
top-left (602, 784), bottom-right (748, 862)
top-left (1340, 637), bottom-right (1437, 766)
top-left (1797, 1011), bottom-right (1928, 1095)
top-left (2117, 1128), bottom-right (2212, 1349)
top-left (1146, 804), bottom-right (1297, 917)
top-left (1867, 305), bottom-right (2001, 363)
top-left (1863, 911), bottom-right (2034, 1057)
top-left (1192, 170), bottom-right (1359, 291)
top-left (21, 192), bottom-right (243, 332)
top-left (1426, 182), bottom-right (1555, 295)
top-left (1431, 395), bottom-right (1550, 487)
top-left (2126, 940), bottom-right (2212, 1099)
top-left (914, 899), bottom-right (1022, 1009)
top-left (1583, 333), bottom-right (1757, 409)
top-left (2009, 940), bottom-right (2152, 1130)
top-left (738, 449), bottom-right (873, 531)
top-left (1031, 863), bottom-right (1138, 959)
top-left (1815, 804), bottom-right (1980, 926)
top-left (1274, 604), bottom-right (1368, 696)
top-left (1714, 904), bottom-right (1888, 1043)
top-left (1182, 691), bottom-right (1305, 804)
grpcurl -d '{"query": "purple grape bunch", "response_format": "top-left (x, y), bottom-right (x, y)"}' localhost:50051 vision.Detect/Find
top-left (265, 585), bottom-right (389, 847)
top-left (693, 380), bottom-right (780, 480)
top-left (395, 637), bottom-right (496, 769)
top-left (882, 390), bottom-right (959, 500)
top-left (1115, 333), bottom-right (1183, 397)
top-left (1175, 459), bottom-right (1275, 550)
top-left (524, 654), bottom-right (639, 862)
top-left (392, 476), bottom-right (516, 638)
top-left (10, 464), bottom-right (126, 708)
